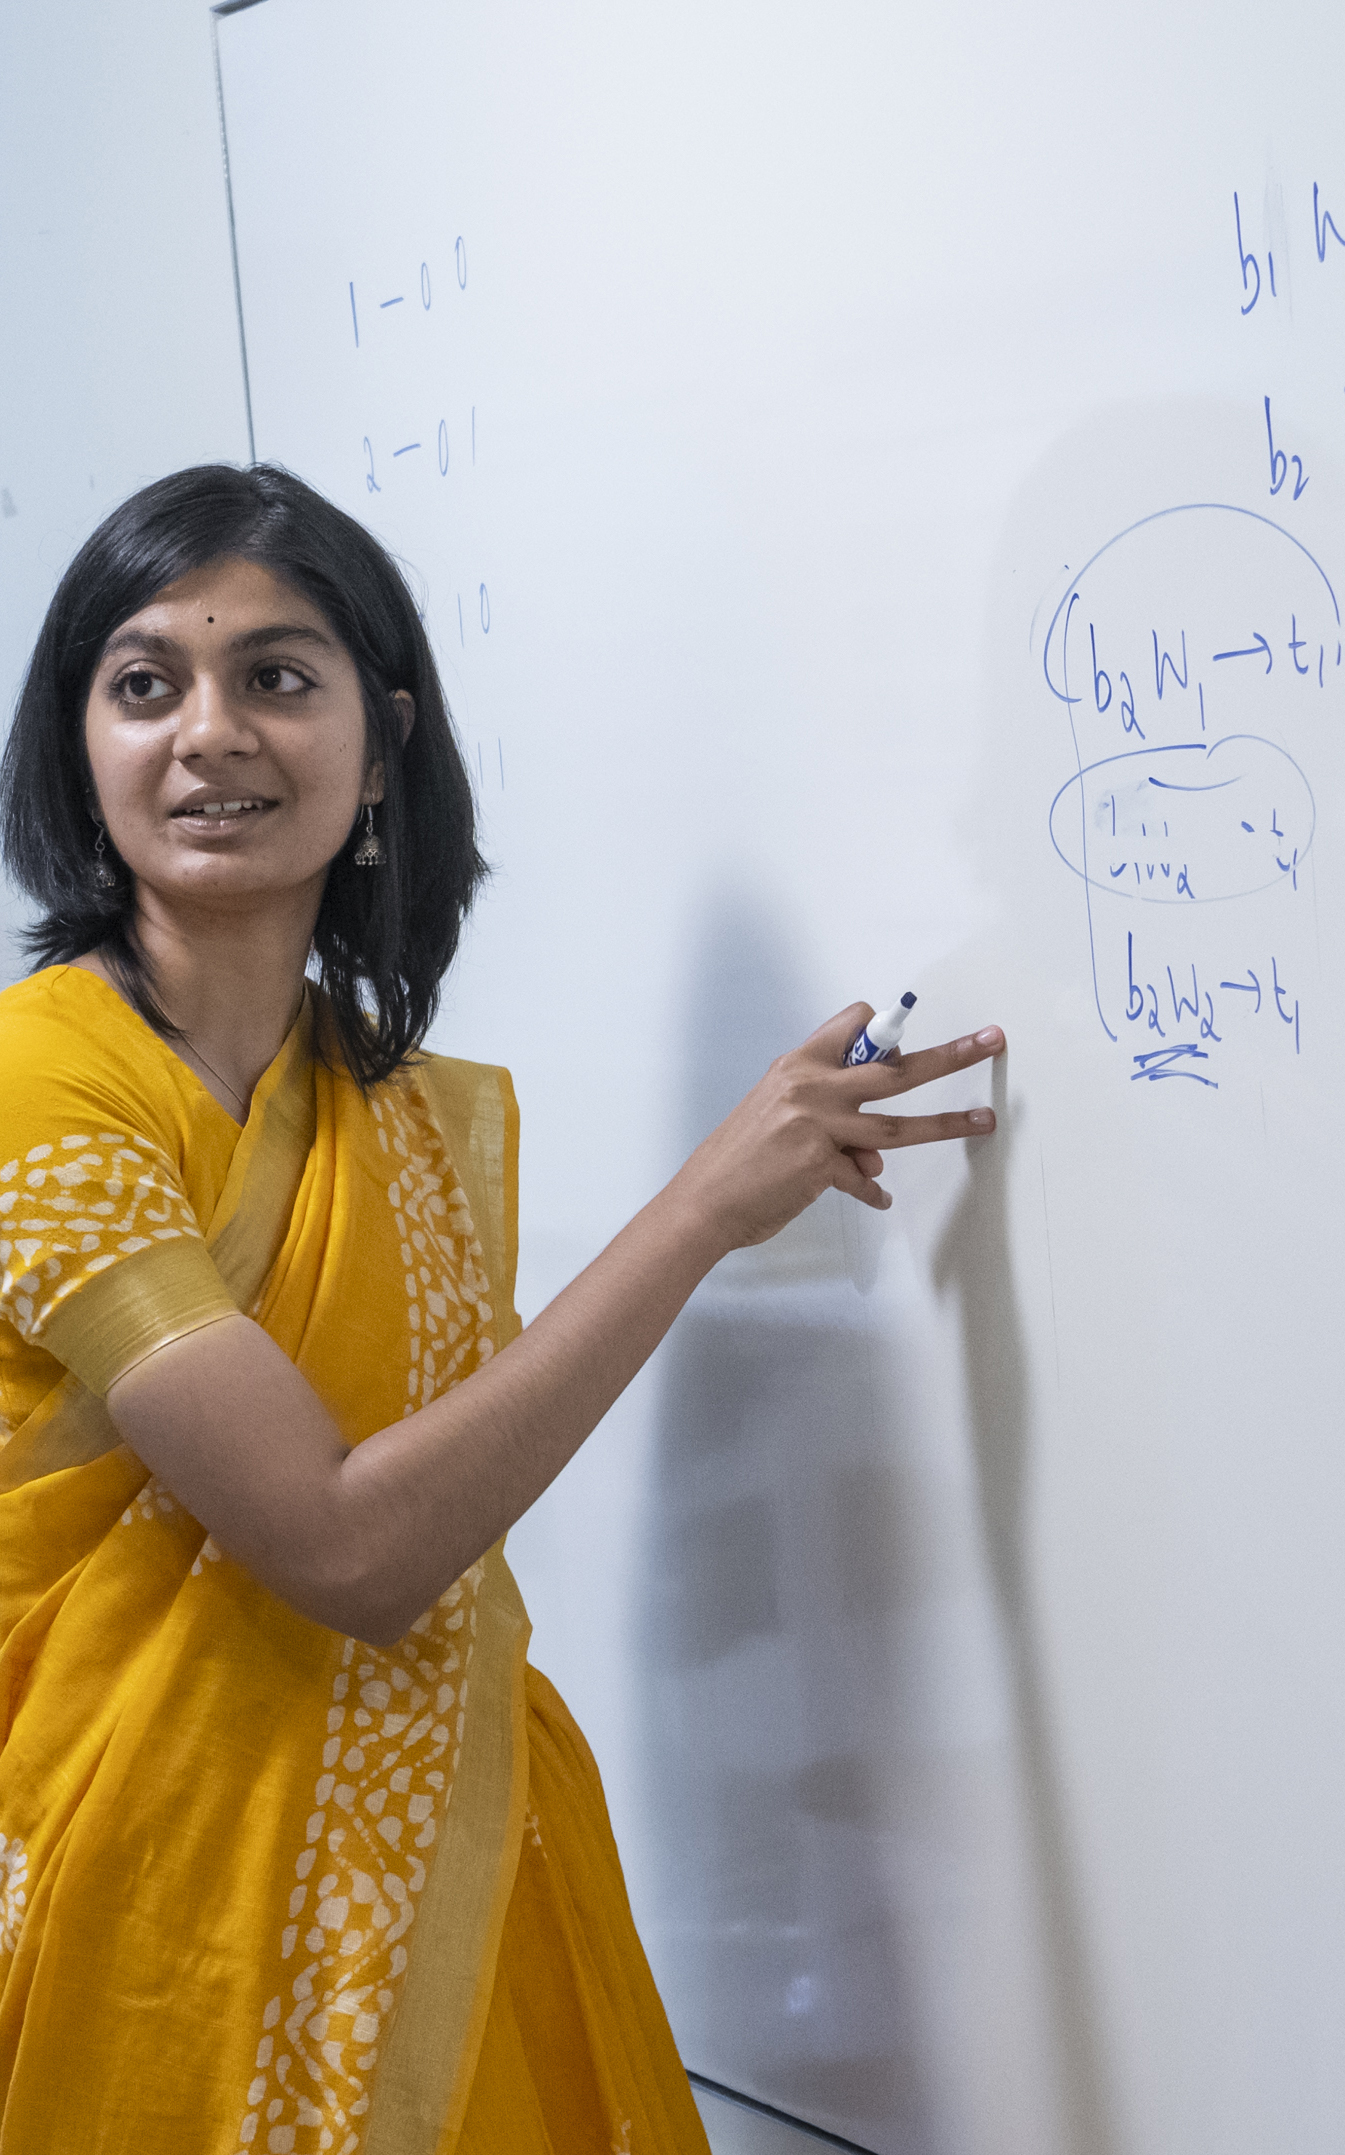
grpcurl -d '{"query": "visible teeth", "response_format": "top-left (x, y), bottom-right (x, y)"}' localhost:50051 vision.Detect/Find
top-left (195, 800), bottom-right (263, 816)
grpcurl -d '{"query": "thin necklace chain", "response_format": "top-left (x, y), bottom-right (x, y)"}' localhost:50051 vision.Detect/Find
top-left (180, 1034), bottom-right (249, 1114)
top-left (178, 986), bottom-right (307, 1117)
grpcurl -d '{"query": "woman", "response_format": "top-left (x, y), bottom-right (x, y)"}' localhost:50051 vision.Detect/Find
top-left (0, 464), bottom-right (1002, 2152)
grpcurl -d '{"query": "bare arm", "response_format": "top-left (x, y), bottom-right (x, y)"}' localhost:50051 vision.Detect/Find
top-left (109, 1008), bottom-right (1004, 1643)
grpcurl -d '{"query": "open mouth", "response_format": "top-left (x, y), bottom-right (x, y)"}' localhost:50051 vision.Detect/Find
top-left (172, 798), bottom-right (277, 826)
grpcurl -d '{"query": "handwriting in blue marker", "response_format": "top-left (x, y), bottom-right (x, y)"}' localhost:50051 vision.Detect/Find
top-left (1090, 624), bottom-right (1110, 712)
top-left (1234, 192), bottom-right (1263, 313)
top-left (1220, 970), bottom-right (1262, 1013)
top-left (1213, 633), bottom-right (1272, 672)
top-left (1166, 964), bottom-right (1222, 1039)
top-left (1126, 934), bottom-right (1300, 1066)
top-left (1232, 182), bottom-right (1345, 306)
top-left (1313, 181), bottom-right (1345, 263)
top-left (360, 421), bottom-right (467, 484)
top-left (347, 262), bottom-right (446, 339)
top-left (1050, 737), bottom-right (1314, 903)
top-left (1131, 1044), bottom-right (1219, 1087)
top-left (1090, 626), bottom-right (1142, 735)
top-left (1042, 504), bottom-right (1336, 1076)
top-left (1272, 956), bottom-right (1301, 1050)
top-left (1266, 397), bottom-right (1308, 501)
top-left (1126, 938), bottom-right (1222, 1043)
top-left (1153, 629), bottom-right (1188, 699)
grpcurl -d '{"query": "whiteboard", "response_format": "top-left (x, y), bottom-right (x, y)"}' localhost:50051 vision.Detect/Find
top-left (214, 6), bottom-right (1345, 2150)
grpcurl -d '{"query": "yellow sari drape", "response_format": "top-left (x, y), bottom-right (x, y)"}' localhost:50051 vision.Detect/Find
top-left (0, 980), bottom-right (709, 2155)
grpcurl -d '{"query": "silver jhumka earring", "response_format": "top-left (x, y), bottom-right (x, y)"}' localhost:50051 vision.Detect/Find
top-left (353, 802), bottom-right (386, 867)
top-left (93, 824), bottom-right (117, 890)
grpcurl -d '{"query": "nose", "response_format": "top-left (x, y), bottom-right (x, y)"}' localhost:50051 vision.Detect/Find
top-left (171, 674), bottom-right (260, 761)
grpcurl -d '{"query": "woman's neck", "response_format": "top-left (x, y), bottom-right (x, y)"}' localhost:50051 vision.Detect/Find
top-left (77, 892), bottom-right (318, 1124)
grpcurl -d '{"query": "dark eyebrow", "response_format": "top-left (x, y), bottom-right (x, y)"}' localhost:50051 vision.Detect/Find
top-left (99, 628), bottom-right (182, 662)
top-left (226, 623), bottom-right (338, 655)
top-left (99, 621), bottom-right (337, 664)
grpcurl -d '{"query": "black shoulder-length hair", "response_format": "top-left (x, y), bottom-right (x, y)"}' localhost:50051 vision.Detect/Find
top-left (0, 462), bottom-right (486, 1089)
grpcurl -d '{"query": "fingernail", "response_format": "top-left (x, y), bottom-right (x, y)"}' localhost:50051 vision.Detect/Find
top-left (968, 1108), bottom-right (994, 1129)
top-left (975, 1026), bottom-right (1003, 1046)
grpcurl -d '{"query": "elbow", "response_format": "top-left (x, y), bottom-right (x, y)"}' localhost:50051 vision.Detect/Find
top-left (255, 1486), bottom-right (427, 1644)
top-left (295, 1575), bottom-right (416, 1650)
top-left (346, 1605), bottom-right (419, 1652)
top-left (298, 1586), bottom-right (423, 1652)
top-left (289, 1550), bottom-right (432, 1650)
top-left (256, 1487), bottom-right (464, 1647)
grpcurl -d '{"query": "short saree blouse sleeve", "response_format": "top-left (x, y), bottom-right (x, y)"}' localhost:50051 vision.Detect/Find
top-left (0, 977), bottom-right (239, 1398)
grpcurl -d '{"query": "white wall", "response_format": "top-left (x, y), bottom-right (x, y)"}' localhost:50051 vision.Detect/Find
top-left (0, 0), bottom-right (249, 976)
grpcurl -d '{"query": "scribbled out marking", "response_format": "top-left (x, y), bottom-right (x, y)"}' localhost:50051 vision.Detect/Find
top-left (1131, 1043), bottom-right (1218, 1087)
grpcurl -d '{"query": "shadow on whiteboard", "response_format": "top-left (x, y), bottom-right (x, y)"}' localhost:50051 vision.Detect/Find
top-left (633, 896), bottom-right (1066, 2155)
top-left (933, 1051), bottom-right (1116, 2155)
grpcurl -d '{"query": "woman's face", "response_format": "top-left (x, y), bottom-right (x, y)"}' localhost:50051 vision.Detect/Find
top-left (83, 556), bottom-right (399, 918)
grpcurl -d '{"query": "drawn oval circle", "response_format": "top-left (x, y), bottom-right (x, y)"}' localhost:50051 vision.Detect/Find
top-left (1049, 735), bottom-right (1315, 903)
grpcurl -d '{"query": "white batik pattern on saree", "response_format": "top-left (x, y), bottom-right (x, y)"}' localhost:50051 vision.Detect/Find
top-left (0, 1134), bottom-right (199, 1992)
top-left (235, 1079), bottom-right (496, 2155)
top-left (0, 1131), bottom-right (202, 1340)
top-left (0, 1832), bottom-right (27, 1957)
top-left (374, 1080), bottom-right (497, 1416)
top-left (121, 1478), bottom-right (178, 1527)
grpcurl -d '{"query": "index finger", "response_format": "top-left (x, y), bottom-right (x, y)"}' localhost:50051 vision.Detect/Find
top-left (846, 1025), bottom-right (1005, 1100)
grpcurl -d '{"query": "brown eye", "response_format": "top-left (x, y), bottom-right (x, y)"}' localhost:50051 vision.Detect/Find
top-left (254, 663), bottom-right (307, 693)
top-left (119, 670), bottom-right (171, 702)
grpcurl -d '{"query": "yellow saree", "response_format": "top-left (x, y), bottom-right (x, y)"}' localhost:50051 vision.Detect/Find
top-left (0, 966), bottom-right (708, 2155)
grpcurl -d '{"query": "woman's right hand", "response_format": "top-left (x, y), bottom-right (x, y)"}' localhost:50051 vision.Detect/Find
top-left (669, 1003), bottom-right (1005, 1255)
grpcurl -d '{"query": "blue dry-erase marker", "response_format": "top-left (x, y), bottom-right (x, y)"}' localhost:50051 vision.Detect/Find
top-left (845, 992), bottom-right (917, 1066)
